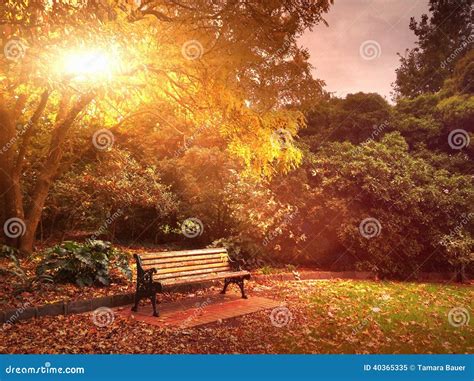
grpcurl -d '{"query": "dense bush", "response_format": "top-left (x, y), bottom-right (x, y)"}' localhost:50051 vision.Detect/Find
top-left (44, 148), bottom-right (177, 242)
top-left (303, 92), bottom-right (392, 145)
top-left (245, 132), bottom-right (473, 277)
top-left (36, 241), bottom-right (131, 287)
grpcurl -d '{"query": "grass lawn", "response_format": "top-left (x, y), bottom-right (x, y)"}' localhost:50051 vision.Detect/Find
top-left (276, 280), bottom-right (473, 354)
top-left (1, 279), bottom-right (472, 354)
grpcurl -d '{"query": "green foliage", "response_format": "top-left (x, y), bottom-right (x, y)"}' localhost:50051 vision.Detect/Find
top-left (442, 231), bottom-right (474, 268)
top-left (211, 236), bottom-right (267, 269)
top-left (36, 241), bottom-right (131, 287)
top-left (437, 94), bottom-right (474, 129)
top-left (0, 245), bottom-right (26, 280)
top-left (260, 265), bottom-right (278, 275)
top-left (394, 93), bottom-right (440, 118)
top-left (392, 54), bottom-right (473, 166)
top-left (45, 148), bottom-right (177, 241)
top-left (263, 133), bottom-right (474, 277)
top-left (394, 0), bottom-right (472, 98)
top-left (0, 245), bottom-right (54, 294)
top-left (321, 133), bottom-right (472, 276)
top-left (442, 50), bottom-right (474, 96)
top-left (391, 94), bottom-right (442, 150)
top-left (304, 93), bottom-right (391, 146)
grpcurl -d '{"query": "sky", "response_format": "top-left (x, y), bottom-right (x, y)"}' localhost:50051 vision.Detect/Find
top-left (300, 0), bottom-right (430, 101)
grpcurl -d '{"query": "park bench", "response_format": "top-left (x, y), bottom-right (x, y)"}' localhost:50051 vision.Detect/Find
top-left (132, 247), bottom-right (250, 316)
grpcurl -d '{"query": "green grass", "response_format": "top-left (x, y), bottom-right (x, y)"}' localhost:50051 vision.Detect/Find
top-left (259, 264), bottom-right (297, 275)
top-left (278, 280), bottom-right (473, 354)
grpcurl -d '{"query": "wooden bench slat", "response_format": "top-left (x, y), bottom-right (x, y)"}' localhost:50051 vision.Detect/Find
top-left (139, 248), bottom-right (227, 260)
top-left (131, 262), bottom-right (232, 282)
top-left (154, 266), bottom-right (233, 280)
top-left (161, 270), bottom-right (250, 286)
top-left (142, 257), bottom-right (228, 270)
top-left (146, 261), bottom-right (230, 275)
top-left (140, 253), bottom-right (229, 266)
top-left (153, 266), bottom-right (232, 279)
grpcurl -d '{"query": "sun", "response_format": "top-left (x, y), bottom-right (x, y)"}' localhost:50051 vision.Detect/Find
top-left (59, 49), bottom-right (119, 82)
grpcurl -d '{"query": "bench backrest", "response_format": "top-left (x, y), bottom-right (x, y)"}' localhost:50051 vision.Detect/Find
top-left (136, 248), bottom-right (231, 281)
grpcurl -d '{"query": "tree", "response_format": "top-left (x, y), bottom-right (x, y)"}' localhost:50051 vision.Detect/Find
top-left (0, 0), bottom-right (332, 253)
top-left (393, 0), bottom-right (472, 98)
top-left (442, 231), bottom-right (473, 283)
top-left (391, 52), bottom-right (473, 172)
top-left (303, 92), bottom-right (391, 147)
top-left (268, 133), bottom-right (474, 277)
top-left (0, 1), bottom-right (139, 252)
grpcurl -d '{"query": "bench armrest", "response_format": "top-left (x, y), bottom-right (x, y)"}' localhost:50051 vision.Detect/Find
top-left (134, 254), bottom-right (157, 284)
top-left (137, 267), bottom-right (156, 285)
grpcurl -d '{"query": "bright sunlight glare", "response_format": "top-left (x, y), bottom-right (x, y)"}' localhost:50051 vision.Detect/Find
top-left (59, 49), bottom-right (119, 81)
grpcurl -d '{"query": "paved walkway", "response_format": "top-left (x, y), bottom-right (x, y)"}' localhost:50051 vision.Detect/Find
top-left (116, 293), bottom-right (280, 328)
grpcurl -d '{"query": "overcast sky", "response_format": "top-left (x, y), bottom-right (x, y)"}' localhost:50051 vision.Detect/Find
top-left (300, 0), bottom-right (430, 101)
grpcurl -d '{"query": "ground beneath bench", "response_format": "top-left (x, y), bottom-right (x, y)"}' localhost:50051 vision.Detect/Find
top-left (1, 279), bottom-right (472, 354)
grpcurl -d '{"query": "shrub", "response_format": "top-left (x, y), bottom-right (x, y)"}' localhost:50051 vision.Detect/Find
top-left (45, 148), bottom-right (177, 242)
top-left (1, 245), bottom-right (54, 293)
top-left (294, 133), bottom-right (473, 277)
top-left (0, 245), bottom-right (27, 280)
top-left (36, 240), bottom-right (131, 287)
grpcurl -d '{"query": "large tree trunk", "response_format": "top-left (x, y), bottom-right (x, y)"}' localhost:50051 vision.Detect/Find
top-left (1, 91), bottom-right (51, 250)
top-left (0, 96), bottom-right (24, 247)
top-left (12, 90), bottom-right (50, 196)
top-left (19, 92), bottom-right (94, 253)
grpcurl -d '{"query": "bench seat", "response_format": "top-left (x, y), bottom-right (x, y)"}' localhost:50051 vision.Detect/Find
top-left (160, 270), bottom-right (250, 286)
top-left (132, 248), bottom-right (250, 316)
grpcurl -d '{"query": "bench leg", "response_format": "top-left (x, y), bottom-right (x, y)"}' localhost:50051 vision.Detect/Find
top-left (220, 278), bottom-right (231, 295)
top-left (150, 292), bottom-right (159, 317)
top-left (237, 278), bottom-right (248, 299)
top-left (221, 278), bottom-right (248, 299)
top-left (131, 291), bottom-right (141, 312)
